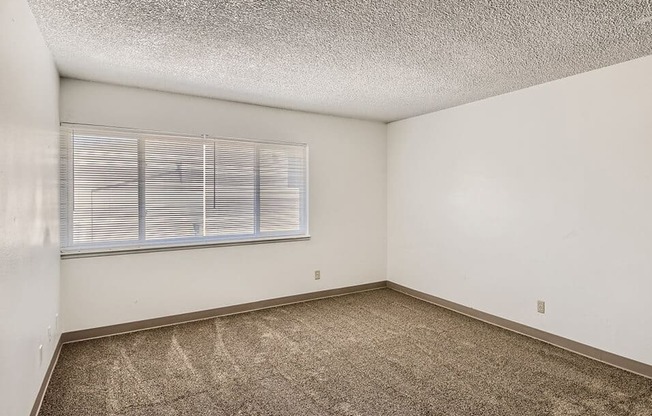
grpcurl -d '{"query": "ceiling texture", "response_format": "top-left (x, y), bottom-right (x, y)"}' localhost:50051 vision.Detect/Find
top-left (28, 0), bottom-right (652, 122)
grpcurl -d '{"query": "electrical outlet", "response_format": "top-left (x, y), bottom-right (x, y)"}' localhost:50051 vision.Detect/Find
top-left (47, 326), bottom-right (52, 343)
top-left (537, 300), bottom-right (546, 314)
top-left (314, 270), bottom-right (321, 280)
top-left (38, 345), bottom-right (43, 366)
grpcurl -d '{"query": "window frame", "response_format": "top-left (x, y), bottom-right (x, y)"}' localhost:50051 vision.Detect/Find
top-left (60, 123), bottom-right (310, 258)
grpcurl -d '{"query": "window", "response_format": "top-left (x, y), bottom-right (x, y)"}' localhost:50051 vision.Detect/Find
top-left (60, 125), bottom-right (308, 255)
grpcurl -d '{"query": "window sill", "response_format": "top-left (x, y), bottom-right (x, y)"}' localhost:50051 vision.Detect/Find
top-left (61, 235), bottom-right (311, 259)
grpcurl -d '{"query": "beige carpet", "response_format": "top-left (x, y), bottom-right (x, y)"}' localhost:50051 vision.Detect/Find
top-left (39, 289), bottom-right (652, 415)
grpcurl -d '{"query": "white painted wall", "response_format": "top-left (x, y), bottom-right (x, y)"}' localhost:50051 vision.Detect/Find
top-left (388, 55), bottom-right (652, 366)
top-left (60, 79), bottom-right (387, 332)
top-left (0, 0), bottom-right (61, 414)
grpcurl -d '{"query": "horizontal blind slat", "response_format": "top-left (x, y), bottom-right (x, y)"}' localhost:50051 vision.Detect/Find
top-left (60, 126), bottom-right (308, 252)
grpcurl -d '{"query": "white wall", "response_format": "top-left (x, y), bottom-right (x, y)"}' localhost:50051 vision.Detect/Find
top-left (388, 55), bottom-right (652, 366)
top-left (60, 79), bottom-right (387, 332)
top-left (0, 0), bottom-right (61, 414)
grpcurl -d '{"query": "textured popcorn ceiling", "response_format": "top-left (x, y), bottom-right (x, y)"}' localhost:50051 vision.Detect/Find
top-left (28, 0), bottom-right (652, 122)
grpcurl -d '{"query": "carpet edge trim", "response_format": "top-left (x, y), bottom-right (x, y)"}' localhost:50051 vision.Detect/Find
top-left (30, 336), bottom-right (63, 416)
top-left (386, 281), bottom-right (652, 380)
top-left (60, 281), bottom-right (388, 344)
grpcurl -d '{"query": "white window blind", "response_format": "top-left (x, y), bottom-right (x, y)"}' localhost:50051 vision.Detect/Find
top-left (60, 125), bottom-right (308, 255)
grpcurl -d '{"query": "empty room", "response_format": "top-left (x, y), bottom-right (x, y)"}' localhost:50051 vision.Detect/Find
top-left (2, 0), bottom-right (652, 415)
